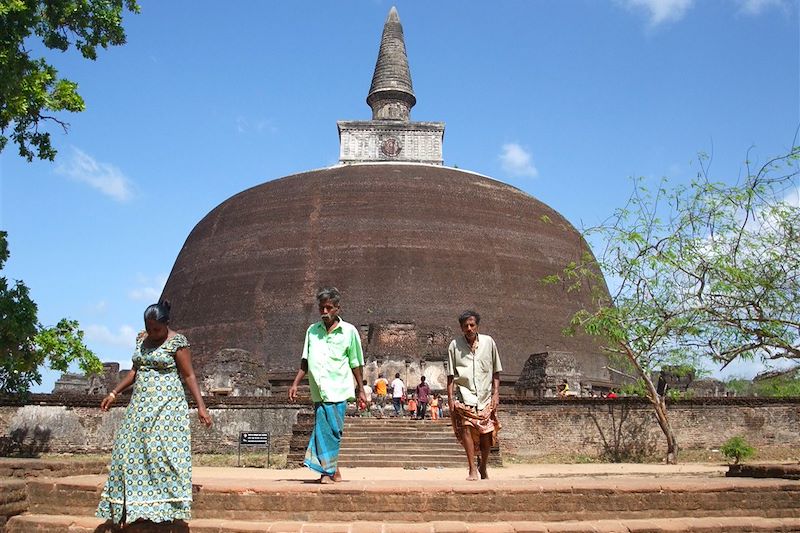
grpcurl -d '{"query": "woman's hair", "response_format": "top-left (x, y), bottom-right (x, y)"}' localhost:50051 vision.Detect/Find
top-left (144, 300), bottom-right (171, 324)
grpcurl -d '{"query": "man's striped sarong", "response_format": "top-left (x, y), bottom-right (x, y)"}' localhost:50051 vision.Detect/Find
top-left (304, 401), bottom-right (347, 476)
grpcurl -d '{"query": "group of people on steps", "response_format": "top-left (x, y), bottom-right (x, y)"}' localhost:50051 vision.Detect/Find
top-left (97, 288), bottom-right (502, 526)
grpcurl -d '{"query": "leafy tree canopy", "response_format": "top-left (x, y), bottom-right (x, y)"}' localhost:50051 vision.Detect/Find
top-left (726, 367), bottom-right (800, 398)
top-left (0, 231), bottom-right (101, 395)
top-left (0, 0), bottom-right (139, 161)
top-left (545, 146), bottom-right (800, 462)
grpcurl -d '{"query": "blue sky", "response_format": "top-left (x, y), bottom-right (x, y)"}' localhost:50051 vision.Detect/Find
top-left (1, 0), bottom-right (798, 392)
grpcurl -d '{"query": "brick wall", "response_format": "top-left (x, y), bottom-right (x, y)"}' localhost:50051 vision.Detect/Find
top-left (0, 395), bottom-right (302, 456)
top-left (500, 398), bottom-right (800, 460)
top-left (0, 395), bottom-right (797, 460)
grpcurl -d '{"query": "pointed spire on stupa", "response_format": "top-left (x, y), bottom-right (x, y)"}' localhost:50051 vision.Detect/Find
top-left (337, 6), bottom-right (443, 164)
top-left (367, 6), bottom-right (416, 121)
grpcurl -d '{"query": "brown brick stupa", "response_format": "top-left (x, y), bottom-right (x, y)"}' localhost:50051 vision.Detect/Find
top-left (161, 7), bottom-right (614, 395)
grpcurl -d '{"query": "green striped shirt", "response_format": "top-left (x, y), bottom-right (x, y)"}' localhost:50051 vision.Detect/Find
top-left (302, 318), bottom-right (364, 403)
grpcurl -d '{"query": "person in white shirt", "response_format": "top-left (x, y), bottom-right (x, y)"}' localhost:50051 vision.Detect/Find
top-left (361, 379), bottom-right (373, 416)
top-left (447, 310), bottom-right (502, 481)
top-left (390, 373), bottom-right (406, 417)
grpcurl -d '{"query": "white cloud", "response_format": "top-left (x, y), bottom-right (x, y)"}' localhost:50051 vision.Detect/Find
top-left (619, 0), bottom-right (694, 26)
top-left (56, 147), bottom-right (134, 202)
top-left (712, 355), bottom-right (797, 380)
top-left (782, 186), bottom-right (800, 207)
top-left (88, 300), bottom-right (108, 314)
top-left (84, 324), bottom-right (138, 348)
top-left (736, 0), bottom-right (785, 15)
top-left (499, 143), bottom-right (539, 178)
top-left (236, 116), bottom-right (277, 135)
top-left (128, 273), bottom-right (168, 302)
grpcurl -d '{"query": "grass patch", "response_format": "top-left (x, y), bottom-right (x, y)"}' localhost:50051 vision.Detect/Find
top-left (194, 453), bottom-right (288, 469)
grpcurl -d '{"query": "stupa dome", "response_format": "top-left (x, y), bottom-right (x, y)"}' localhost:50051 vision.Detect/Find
top-left (161, 7), bottom-right (613, 391)
top-left (163, 163), bottom-right (611, 385)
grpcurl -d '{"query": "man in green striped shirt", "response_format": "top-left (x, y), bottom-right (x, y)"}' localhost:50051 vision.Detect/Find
top-left (288, 287), bottom-right (366, 483)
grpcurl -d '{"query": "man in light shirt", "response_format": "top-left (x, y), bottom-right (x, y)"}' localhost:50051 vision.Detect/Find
top-left (390, 372), bottom-right (406, 417)
top-left (447, 310), bottom-right (502, 481)
top-left (288, 287), bottom-right (366, 483)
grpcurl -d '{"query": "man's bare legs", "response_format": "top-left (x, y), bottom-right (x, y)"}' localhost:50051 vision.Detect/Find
top-left (478, 433), bottom-right (492, 479)
top-left (460, 428), bottom-right (479, 480)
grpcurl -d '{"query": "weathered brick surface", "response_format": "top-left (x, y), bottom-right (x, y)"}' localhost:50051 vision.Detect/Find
top-left (0, 479), bottom-right (27, 529)
top-left (0, 401), bottom-right (300, 455)
top-left (728, 463), bottom-right (800, 480)
top-left (23, 475), bottom-right (800, 524)
top-left (6, 515), bottom-right (800, 532)
top-left (0, 457), bottom-right (107, 478)
top-left (500, 399), bottom-right (800, 460)
top-left (1, 397), bottom-right (797, 460)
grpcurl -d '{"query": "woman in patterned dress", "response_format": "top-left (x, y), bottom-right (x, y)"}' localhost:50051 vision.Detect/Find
top-left (96, 301), bottom-right (212, 525)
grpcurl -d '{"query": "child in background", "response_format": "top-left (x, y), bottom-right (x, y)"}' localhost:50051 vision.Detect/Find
top-left (429, 394), bottom-right (439, 420)
top-left (407, 395), bottom-right (418, 419)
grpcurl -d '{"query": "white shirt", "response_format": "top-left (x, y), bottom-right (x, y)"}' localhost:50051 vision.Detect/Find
top-left (448, 333), bottom-right (503, 410)
top-left (391, 378), bottom-right (405, 398)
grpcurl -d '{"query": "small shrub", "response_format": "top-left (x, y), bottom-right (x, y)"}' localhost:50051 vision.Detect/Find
top-left (720, 436), bottom-right (755, 464)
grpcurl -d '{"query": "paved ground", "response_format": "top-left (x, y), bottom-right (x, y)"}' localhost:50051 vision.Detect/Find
top-left (195, 462), bottom-right (729, 482)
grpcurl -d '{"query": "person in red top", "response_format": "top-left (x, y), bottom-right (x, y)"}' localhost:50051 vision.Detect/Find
top-left (415, 375), bottom-right (431, 420)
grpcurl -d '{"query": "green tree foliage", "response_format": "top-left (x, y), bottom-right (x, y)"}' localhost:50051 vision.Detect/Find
top-left (0, 0), bottom-right (139, 161)
top-left (0, 231), bottom-right (101, 395)
top-left (545, 146), bottom-right (800, 463)
top-left (720, 436), bottom-right (755, 464)
top-left (725, 369), bottom-right (800, 398)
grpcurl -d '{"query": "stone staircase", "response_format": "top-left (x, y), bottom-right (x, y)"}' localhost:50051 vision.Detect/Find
top-left (5, 470), bottom-right (800, 532)
top-left (288, 413), bottom-right (501, 469)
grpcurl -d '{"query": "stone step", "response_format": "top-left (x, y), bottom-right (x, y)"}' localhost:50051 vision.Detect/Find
top-left (22, 475), bottom-right (800, 523)
top-left (338, 460), bottom-right (465, 468)
top-left (286, 414), bottom-right (491, 470)
top-left (343, 428), bottom-right (454, 434)
top-left (338, 445), bottom-right (459, 454)
top-left (8, 514), bottom-right (800, 532)
top-left (287, 459), bottom-right (466, 469)
top-left (342, 424), bottom-right (454, 430)
top-left (342, 432), bottom-right (458, 446)
top-left (343, 427), bottom-right (454, 433)
top-left (0, 458), bottom-right (108, 479)
top-left (344, 423), bottom-right (453, 434)
top-left (339, 446), bottom-right (463, 454)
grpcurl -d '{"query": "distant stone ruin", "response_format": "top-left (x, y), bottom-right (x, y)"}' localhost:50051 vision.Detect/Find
top-left (515, 351), bottom-right (584, 398)
top-left (201, 348), bottom-right (270, 397)
top-left (52, 363), bottom-right (127, 395)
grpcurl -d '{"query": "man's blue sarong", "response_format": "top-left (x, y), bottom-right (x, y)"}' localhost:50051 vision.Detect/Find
top-left (304, 401), bottom-right (347, 476)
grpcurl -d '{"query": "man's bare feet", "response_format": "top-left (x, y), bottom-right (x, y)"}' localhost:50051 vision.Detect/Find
top-left (466, 470), bottom-right (479, 481)
top-left (479, 465), bottom-right (488, 480)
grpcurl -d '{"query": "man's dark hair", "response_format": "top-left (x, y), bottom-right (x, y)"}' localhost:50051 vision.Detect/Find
top-left (316, 287), bottom-right (341, 305)
top-left (395, 372), bottom-right (401, 378)
top-left (420, 376), bottom-right (426, 382)
top-left (458, 309), bottom-right (481, 326)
